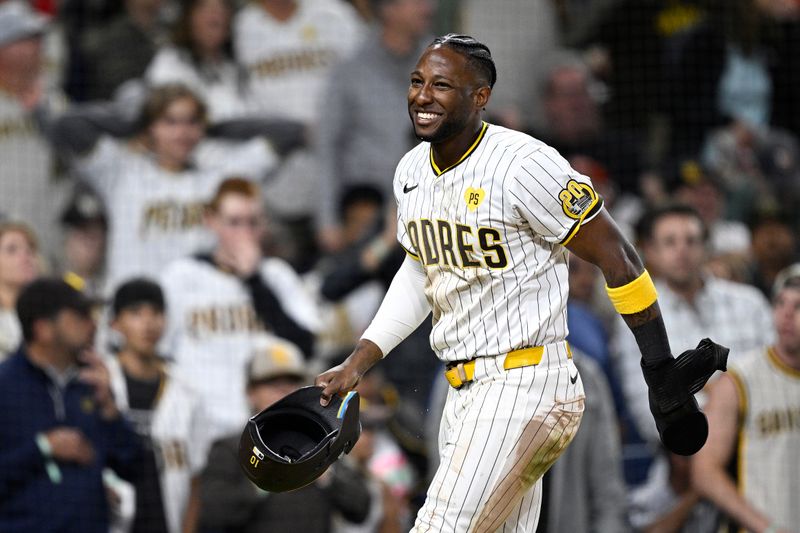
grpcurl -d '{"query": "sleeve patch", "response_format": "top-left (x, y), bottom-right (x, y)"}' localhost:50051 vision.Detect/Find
top-left (558, 179), bottom-right (598, 220)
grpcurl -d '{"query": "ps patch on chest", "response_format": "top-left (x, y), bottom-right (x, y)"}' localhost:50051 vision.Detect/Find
top-left (464, 187), bottom-right (485, 212)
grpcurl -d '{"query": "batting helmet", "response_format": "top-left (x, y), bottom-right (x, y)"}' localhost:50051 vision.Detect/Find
top-left (238, 386), bottom-right (361, 492)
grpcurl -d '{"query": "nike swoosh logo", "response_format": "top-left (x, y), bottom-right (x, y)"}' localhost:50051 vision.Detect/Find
top-left (570, 373), bottom-right (579, 385)
top-left (403, 183), bottom-right (419, 193)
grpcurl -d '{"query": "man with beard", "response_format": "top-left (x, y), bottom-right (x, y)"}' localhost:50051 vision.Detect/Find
top-left (316, 34), bottom-right (727, 532)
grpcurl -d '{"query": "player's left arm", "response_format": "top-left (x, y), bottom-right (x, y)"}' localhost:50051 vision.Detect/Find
top-left (566, 209), bottom-right (727, 456)
top-left (565, 209), bottom-right (667, 349)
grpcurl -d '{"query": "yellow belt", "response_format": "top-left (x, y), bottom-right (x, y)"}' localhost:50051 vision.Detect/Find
top-left (444, 343), bottom-right (571, 389)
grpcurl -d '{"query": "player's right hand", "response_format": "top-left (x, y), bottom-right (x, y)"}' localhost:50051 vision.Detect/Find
top-left (316, 339), bottom-right (384, 407)
top-left (45, 427), bottom-right (96, 465)
top-left (315, 363), bottom-right (362, 407)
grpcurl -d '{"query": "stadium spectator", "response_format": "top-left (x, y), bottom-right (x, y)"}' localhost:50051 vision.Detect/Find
top-left (532, 51), bottom-right (644, 196)
top-left (667, 158), bottom-right (751, 257)
top-left (0, 223), bottom-right (41, 361)
top-left (334, 404), bottom-right (405, 533)
top-left (199, 334), bottom-right (371, 533)
top-left (145, 0), bottom-right (247, 123)
top-left (614, 204), bottom-right (774, 445)
top-left (692, 263), bottom-right (800, 533)
top-left (234, 0), bottom-right (363, 124)
top-left (160, 178), bottom-right (320, 444)
top-left (314, 186), bottom-right (398, 364)
top-left (106, 278), bottom-right (207, 533)
top-left (58, 187), bottom-right (108, 301)
top-left (59, 0), bottom-right (122, 101)
top-left (0, 278), bottom-right (141, 533)
top-left (234, 0), bottom-right (364, 257)
top-left (746, 212), bottom-right (799, 297)
top-left (628, 448), bottom-right (717, 532)
top-left (0, 1), bottom-right (71, 261)
top-left (79, 0), bottom-right (168, 101)
top-left (535, 353), bottom-right (629, 533)
top-left (50, 84), bottom-right (280, 291)
top-left (702, 117), bottom-right (800, 220)
top-left (582, 0), bottom-right (703, 135)
top-left (315, 0), bottom-right (433, 249)
top-left (617, 203), bottom-right (774, 530)
top-left (667, 0), bottom-right (800, 159)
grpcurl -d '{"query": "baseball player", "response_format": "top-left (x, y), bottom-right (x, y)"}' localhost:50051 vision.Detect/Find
top-left (692, 265), bottom-right (800, 533)
top-left (316, 34), bottom-right (725, 532)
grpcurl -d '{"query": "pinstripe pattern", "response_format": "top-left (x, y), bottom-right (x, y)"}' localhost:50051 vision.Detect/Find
top-left (411, 343), bottom-right (584, 532)
top-left (394, 124), bottom-right (601, 361)
top-left (393, 124), bottom-right (595, 532)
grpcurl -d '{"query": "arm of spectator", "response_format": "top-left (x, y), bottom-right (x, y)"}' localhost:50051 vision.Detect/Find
top-left (0, 435), bottom-right (48, 499)
top-left (321, 211), bottom-right (403, 300)
top-left (245, 271), bottom-right (315, 358)
top-left (319, 249), bottom-right (373, 302)
top-left (207, 118), bottom-right (306, 157)
top-left (182, 476), bottom-right (202, 533)
top-left (47, 101), bottom-right (136, 154)
top-left (193, 137), bottom-right (279, 182)
top-left (322, 460), bottom-right (372, 524)
top-left (691, 374), bottom-right (778, 533)
top-left (200, 439), bottom-right (262, 529)
top-left (642, 491), bottom-right (701, 533)
top-left (101, 416), bottom-right (143, 483)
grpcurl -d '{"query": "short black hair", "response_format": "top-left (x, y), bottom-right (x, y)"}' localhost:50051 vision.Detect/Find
top-left (339, 185), bottom-right (385, 220)
top-left (17, 278), bottom-right (92, 343)
top-left (112, 278), bottom-right (165, 317)
top-left (635, 203), bottom-right (708, 245)
top-left (430, 33), bottom-right (497, 88)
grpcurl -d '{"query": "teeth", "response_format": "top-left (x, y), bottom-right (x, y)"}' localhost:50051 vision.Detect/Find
top-left (418, 112), bottom-right (438, 120)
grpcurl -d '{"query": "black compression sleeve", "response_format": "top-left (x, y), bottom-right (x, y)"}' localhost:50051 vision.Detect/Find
top-left (244, 273), bottom-right (314, 358)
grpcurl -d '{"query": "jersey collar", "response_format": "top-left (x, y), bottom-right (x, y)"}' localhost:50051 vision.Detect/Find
top-left (429, 121), bottom-right (489, 177)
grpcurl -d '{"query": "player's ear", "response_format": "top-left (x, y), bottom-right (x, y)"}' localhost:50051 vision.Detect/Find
top-left (474, 86), bottom-right (491, 110)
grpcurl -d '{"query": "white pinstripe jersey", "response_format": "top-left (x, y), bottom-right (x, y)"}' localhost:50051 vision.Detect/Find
top-left (395, 123), bottom-right (603, 362)
top-left (728, 347), bottom-right (800, 531)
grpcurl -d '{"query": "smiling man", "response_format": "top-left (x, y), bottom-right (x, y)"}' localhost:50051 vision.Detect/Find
top-left (316, 33), bottom-right (727, 532)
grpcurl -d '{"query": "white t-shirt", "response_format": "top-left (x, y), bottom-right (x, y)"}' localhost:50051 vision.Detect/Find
top-left (160, 255), bottom-right (321, 441)
top-left (234, 0), bottom-right (363, 123)
top-left (107, 358), bottom-right (208, 533)
top-left (74, 136), bottom-right (277, 292)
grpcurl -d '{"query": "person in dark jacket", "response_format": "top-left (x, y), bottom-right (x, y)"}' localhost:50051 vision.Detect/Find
top-left (200, 335), bottom-right (371, 533)
top-left (0, 277), bottom-right (142, 533)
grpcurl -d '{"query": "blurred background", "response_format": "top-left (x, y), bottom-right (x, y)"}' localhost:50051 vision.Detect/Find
top-left (1, 0), bottom-right (799, 531)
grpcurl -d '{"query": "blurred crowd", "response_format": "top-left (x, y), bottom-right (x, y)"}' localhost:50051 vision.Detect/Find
top-left (0, 0), bottom-right (799, 531)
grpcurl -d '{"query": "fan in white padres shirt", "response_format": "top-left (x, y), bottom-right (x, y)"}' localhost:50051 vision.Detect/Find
top-left (234, 0), bottom-right (363, 124)
top-left (59, 85), bottom-right (278, 292)
top-left (160, 178), bottom-right (320, 442)
top-left (317, 34), bottom-right (704, 533)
